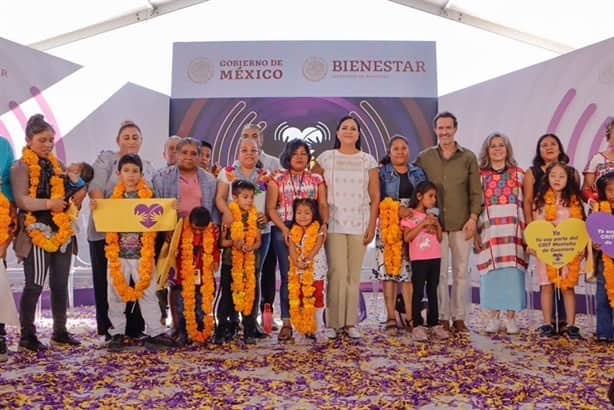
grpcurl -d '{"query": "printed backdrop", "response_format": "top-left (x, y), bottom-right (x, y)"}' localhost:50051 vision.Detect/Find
top-left (170, 41), bottom-right (439, 163)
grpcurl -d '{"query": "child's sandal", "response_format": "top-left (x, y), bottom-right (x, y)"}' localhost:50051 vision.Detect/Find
top-left (384, 319), bottom-right (397, 335)
top-left (278, 324), bottom-right (293, 342)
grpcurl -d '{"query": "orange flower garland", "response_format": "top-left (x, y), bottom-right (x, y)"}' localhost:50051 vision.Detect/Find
top-left (105, 180), bottom-right (156, 302)
top-left (229, 201), bottom-right (258, 315)
top-left (544, 189), bottom-right (583, 289)
top-left (378, 198), bottom-right (402, 275)
top-left (288, 221), bottom-right (320, 334)
top-left (180, 220), bottom-right (216, 343)
top-left (22, 147), bottom-right (73, 252)
top-left (592, 201), bottom-right (614, 307)
top-left (0, 191), bottom-right (10, 245)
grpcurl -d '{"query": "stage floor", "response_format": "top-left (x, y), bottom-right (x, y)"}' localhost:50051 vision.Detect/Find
top-left (1, 295), bottom-right (612, 409)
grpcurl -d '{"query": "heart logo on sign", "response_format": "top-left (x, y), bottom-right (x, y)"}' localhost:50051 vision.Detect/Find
top-left (134, 203), bottom-right (164, 229)
top-left (524, 219), bottom-right (588, 268)
top-left (586, 212), bottom-right (614, 257)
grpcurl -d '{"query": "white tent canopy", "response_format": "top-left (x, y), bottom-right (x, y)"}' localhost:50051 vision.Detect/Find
top-left (2, 0), bottom-right (612, 95)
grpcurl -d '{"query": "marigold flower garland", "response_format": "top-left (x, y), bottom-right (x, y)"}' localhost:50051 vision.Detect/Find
top-left (592, 201), bottom-right (614, 307)
top-left (105, 180), bottom-right (156, 302)
top-left (22, 147), bottom-right (73, 252)
top-left (544, 189), bottom-right (583, 289)
top-left (229, 201), bottom-right (258, 315)
top-left (288, 221), bottom-right (320, 334)
top-left (180, 220), bottom-right (216, 343)
top-left (224, 166), bottom-right (270, 194)
top-left (0, 192), bottom-right (10, 245)
top-left (378, 197), bottom-right (402, 275)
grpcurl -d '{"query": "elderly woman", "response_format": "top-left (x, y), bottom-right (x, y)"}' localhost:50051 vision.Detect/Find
top-left (377, 135), bottom-right (426, 335)
top-left (215, 137), bottom-right (271, 343)
top-left (10, 114), bottom-right (81, 351)
top-left (266, 139), bottom-right (328, 341)
top-left (474, 132), bottom-right (528, 334)
top-left (87, 120), bottom-right (156, 340)
top-left (314, 115), bottom-right (379, 339)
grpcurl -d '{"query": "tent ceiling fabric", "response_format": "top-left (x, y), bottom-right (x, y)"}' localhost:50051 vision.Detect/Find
top-left (0, 0), bottom-right (612, 54)
top-left (0, 0), bottom-right (612, 96)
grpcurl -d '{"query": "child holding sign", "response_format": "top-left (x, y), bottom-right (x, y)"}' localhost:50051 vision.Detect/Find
top-left (531, 162), bottom-right (585, 339)
top-left (591, 172), bottom-right (614, 342)
top-left (91, 154), bottom-right (177, 351)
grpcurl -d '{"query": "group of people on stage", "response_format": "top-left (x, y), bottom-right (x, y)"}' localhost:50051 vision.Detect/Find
top-left (1, 110), bottom-right (613, 361)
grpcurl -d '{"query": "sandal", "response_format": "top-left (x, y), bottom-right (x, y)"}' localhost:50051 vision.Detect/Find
top-left (402, 318), bottom-right (413, 332)
top-left (384, 319), bottom-right (398, 335)
top-left (278, 324), bottom-right (293, 342)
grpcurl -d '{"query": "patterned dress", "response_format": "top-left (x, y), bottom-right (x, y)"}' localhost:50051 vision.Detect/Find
top-left (476, 167), bottom-right (528, 311)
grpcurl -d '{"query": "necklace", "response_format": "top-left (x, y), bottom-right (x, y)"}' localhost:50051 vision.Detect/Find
top-left (289, 170), bottom-right (306, 197)
top-left (105, 180), bottom-right (156, 302)
top-left (22, 147), bottom-right (72, 252)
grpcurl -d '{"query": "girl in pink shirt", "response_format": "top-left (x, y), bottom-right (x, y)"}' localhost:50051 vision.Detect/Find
top-left (401, 181), bottom-right (448, 341)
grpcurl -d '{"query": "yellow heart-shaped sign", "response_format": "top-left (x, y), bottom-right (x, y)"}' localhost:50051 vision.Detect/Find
top-left (524, 219), bottom-right (588, 268)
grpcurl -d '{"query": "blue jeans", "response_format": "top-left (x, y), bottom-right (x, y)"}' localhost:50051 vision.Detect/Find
top-left (271, 226), bottom-right (290, 320)
top-left (596, 256), bottom-right (614, 339)
top-left (175, 285), bottom-right (204, 334)
top-left (256, 232), bottom-right (271, 314)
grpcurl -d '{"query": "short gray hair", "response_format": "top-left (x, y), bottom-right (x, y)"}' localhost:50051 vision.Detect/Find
top-left (240, 123), bottom-right (263, 144)
top-left (164, 135), bottom-right (182, 150)
top-left (176, 137), bottom-right (201, 154)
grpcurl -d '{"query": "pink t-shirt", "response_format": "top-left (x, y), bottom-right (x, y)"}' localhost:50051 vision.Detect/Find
top-left (401, 210), bottom-right (441, 261)
top-left (178, 173), bottom-right (202, 218)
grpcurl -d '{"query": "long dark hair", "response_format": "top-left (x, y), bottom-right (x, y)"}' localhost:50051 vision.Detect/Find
top-left (333, 115), bottom-right (361, 150)
top-left (379, 134), bottom-right (409, 166)
top-left (534, 161), bottom-right (581, 211)
top-left (291, 198), bottom-right (321, 226)
top-left (409, 181), bottom-right (437, 208)
top-left (596, 172), bottom-right (614, 202)
top-left (531, 133), bottom-right (569, 169)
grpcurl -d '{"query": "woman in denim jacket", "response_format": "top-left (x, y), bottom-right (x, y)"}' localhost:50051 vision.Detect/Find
top-left (378, 135), bottom-right (426, 334)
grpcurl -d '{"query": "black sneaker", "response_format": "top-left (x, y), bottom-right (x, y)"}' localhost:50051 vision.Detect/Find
top-left (0, 337), bottom-right (7, 362)
top-left (538, 324), bottom-right (554, 338)
top-left (213, 333), bottom-right (225, 345)
top-left (556, 321), bottom-right (567, 335)
top-left (18, 335), bottom-right (48, 352)
top-left (108, 334), bottom-right (125, 352)
top-left (174, 332), bottom-right (188, 346)
top-left (565, 325), bottom-right (582, 340)
top-left (51, 332), bottom-right (81, 346)
top-left (145, 333), bottom-right (178, 350)
top-left (243, 336), bottom-right (257, 345)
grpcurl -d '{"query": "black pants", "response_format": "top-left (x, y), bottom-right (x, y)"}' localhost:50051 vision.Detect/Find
top-left (411, 258), bottom-right (441, 327)
top-left (20, 243), bottom-right (73, 338)
top-left (215, 264), bottom-right (257, 338)
top-left (260, 244), bottom-right (277, 314)
top-left (0, 323), bottom-right (5, 337)
top-left (89, 239), bottom-right (144, 337)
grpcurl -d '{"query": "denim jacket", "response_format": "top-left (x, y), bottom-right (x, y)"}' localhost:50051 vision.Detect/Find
top-left (378, 162), bottom-right (427, 201)
top-left (152, 165), bottom-right (219, 224)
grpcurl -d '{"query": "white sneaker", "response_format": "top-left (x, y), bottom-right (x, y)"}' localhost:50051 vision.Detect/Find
top-left (505, 318), bottom-right (519, 334)
top-left (345, 327), bottom-right (361, 339)
top-left (324, 328), bottom-right (338, 339)
top-left (412, 326), bottom-right (428, 342)
top-left (430, 325), bottom-right (450, 340)
top-left (485, 319), bottom-right (501, 333)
